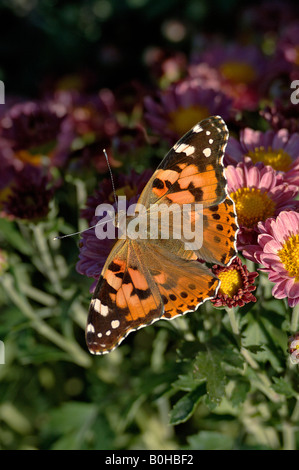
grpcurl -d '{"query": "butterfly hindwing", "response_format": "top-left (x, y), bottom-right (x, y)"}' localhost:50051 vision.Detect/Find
top-left (86, 239), bottom-right (163, 354)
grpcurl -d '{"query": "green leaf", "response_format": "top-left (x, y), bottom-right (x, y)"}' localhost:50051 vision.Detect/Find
top-left (172, 371), bottom-right (199, 392)
top-left (245, 345), bottom-right (265, 354)
top-left (0, 219), bottom-right (32, 255)
top-left (187, 431), bottom-right (234, 450)
top-left (272, 377), bottom-right (297, 398)
top-left (169, 383), bottom-right (206, 425)
top-left (230, 378), bottom-right (250, 407)
top-left (193, 346), bottom-right (227, 405)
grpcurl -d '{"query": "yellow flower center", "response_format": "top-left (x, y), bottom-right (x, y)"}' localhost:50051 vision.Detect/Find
top-left (14, 150), bottom-right (42, 167)
top-left (247, 146), bottom-right (292, 172)
top-left (218, 269), bottom-right (242, 297)
top-left (0, 186), bottom-right (12, 205)
top-left (278, 234), bottom-right (299, 282)
top-left (111, 185), bottom-right (137, 202)
top-left (219, 61), bottom-right (257, 85)
top-left (230, 187), bottom-right (275, 228)
top-left (168, 105), bottom-right (209, 136)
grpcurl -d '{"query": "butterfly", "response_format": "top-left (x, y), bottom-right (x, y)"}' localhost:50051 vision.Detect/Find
top-left (86, 115), bottom-right (238, 355)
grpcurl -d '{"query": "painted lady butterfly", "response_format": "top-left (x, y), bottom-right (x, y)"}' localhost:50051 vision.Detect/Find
top-left (86, 116), bottom-right (238, 354)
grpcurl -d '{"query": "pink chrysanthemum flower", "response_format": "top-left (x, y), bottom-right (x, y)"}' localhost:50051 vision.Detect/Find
top-left (225, 128), bottom-right (299, 185)
top-left (251, 211), bottom-right (299, 307)
top-left (225, 159), bottom-right (299, 250)
top-left (211, 257), bottom-right (258, 308)
top-left (144, 78), bottom-right (232, 143)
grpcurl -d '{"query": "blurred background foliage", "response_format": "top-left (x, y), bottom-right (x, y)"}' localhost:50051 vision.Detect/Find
top-left (0, 0), bottom-right (299, 451)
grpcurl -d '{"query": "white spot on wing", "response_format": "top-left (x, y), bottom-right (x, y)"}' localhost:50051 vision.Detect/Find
top-left (87, 323), bottom-right (95, 333)
top-left (91, 298), bottom-right (109, 316)
top-left (111, 320), bottom-right (120, 329)
top-left (175, 143), bottom-right (195, 156)
top-left (203, 147), bottom-right (211, 157)
top-left (193, 124), bottom-right (203, 133)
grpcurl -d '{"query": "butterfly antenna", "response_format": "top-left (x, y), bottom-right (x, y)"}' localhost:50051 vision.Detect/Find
top-left (54, 150), bottom-right (117, 241)
top-left (103, 149), bottom-right (118, 207)
top-left (53, 218), bottom-right (111, 240)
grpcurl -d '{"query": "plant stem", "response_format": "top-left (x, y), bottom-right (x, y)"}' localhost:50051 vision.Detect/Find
top-left (282, 422), bottom-right (296, 450)
top-left (226, 307), bottom-right (242, 349)
top-left (226, 307), bottom-right (239, 335)
top-left (31, 224), bottom-right (62, 295)
top-left (1, 274), bottom-right (91, 368)
top-left (290, 303), bottom-right (299, 333)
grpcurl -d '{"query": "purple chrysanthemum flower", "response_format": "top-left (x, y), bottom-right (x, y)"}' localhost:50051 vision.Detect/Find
top-left (144, 78), bottom-right (232, 143)
top-left (260, 98), bottom-right (299, 134)
top-left (191, 43), bottom-right (268, 110)
top-left (0, 100), bottom-right (66, 169)
top-left (276, 22), bottom-right (299, 67)
top-left (2, 166), bottom-right (55, 221)
top-left (53, 89), bottom-right (120, 168)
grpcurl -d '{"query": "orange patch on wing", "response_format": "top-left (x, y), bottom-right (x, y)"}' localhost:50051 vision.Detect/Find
top-left (179, 164), bottom-right (198, 179)
top-left (116, 288), bottom-right (128, 309)
top-left (128, 268), bottom-right (149, 290)
top-left (153, 271), bottom-right (168, 284)
top-left (167, 190), bottom-right (195, 204)
top-left (106, 271), bottom-right (123, 291)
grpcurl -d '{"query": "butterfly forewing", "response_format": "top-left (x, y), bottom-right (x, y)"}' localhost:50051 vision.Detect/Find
top-left (138, 115), bottom-right (229, 208)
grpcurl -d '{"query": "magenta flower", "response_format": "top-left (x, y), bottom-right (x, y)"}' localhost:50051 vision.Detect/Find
top-left (225, 128), bottom-right (299, 185)
top-left (251, 211), bottom-right (299, 307)
top-left (144, 78), bottom-right (232, 143)
top-left (225, 159), bottom-right (299, 250)
top-left (211, 257), bottom-right (258, 308)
